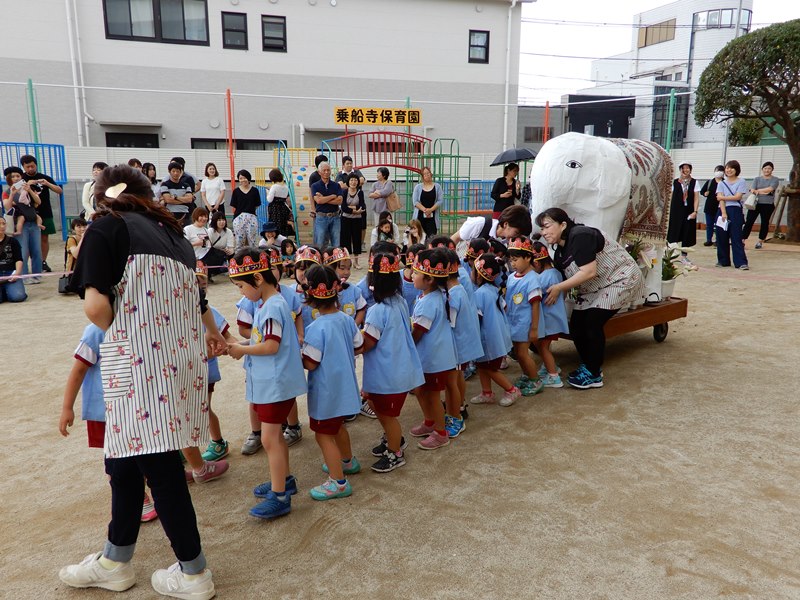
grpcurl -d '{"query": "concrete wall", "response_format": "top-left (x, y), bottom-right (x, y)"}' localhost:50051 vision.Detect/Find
top-left (515, 106), bottom-right (566, 151)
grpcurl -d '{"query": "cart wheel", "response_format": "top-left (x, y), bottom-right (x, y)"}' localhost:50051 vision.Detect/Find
top-left (653, 323), bottom-right (669, 342)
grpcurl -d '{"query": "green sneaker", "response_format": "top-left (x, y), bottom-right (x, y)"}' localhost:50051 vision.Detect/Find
top-left (322, 456), bottom-right (361, 475)
top-left (201, 440), bottom-right (229, 462)
top-left (514, 374), bottom-right (531, 387)
top-left (309, 477), bottom-right (352, 501)
top-left (520, 378), bottom-right (544, 396)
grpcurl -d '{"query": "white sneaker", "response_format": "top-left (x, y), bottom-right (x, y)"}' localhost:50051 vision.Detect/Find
top-left (151, 562), bottom-right (215, 600)
top-left (469, 391), bottom-right (496, 405)
top-left (59, 552), bottom-right (136, 592)
top-left (240, 432), bottom-right (262, 455)
top-left (499, 386), bottom-right (521, 407)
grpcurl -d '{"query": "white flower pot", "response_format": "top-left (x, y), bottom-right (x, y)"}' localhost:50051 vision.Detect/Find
top-left (661, 278), bottom-right (677, 300)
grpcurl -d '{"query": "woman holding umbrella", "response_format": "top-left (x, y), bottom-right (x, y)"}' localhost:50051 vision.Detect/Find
top-left (491, 162), bottom-right (521, 219)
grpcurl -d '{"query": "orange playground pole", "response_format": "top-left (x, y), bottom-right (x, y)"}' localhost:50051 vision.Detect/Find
top-left (543, 101), bottom-right (550, 143)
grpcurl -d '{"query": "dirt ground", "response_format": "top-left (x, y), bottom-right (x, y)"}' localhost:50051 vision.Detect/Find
top-left (3, 239), bottom-right (799, 600)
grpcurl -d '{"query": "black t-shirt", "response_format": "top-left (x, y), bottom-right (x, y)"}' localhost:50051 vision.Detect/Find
top-left (23, 172), bottom-right (57, 219)
top-left (336, 169), bottom-right (364, 189)
top-left (491, 177), bottom-right (520, 213)
top-left (700, 178), bottom-right (721, 214)
top-left (230, 187), bottom-right (261, 215)
top-left (0, 235), bottom-right (22, 271)
top-left (554, 225), bottom-right (605, 272)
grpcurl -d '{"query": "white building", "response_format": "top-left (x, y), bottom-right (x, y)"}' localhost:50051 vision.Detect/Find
top-left (0, 0), bottom-right (533, 156)
top-left (576, 0), bottom-right (753, 149)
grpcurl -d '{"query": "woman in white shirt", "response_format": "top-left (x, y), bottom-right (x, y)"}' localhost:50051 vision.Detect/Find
top-left (200, 162), bottom-right (226, 214)
top-left (80, 162), bottom-right (108, 219)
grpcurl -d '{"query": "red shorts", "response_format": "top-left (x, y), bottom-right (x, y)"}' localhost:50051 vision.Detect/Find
top-left (309, 416), bottom-right (345, 435)
top-left (476, 357), bottom-right (504, 372)
top-left (254, 399), bottom-right (295, 424)
top-left (367, 392), bottom-right (407, 418)
top-left (208, 382), bottom-right (216, 393)
top-left (421, 371), bottom-right (450, 392)
top-left (87, 420), bottom-right (105, 448)
top-left (540, 334), bottom-right (560, 342)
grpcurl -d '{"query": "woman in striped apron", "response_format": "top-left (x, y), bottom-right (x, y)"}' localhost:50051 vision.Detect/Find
top-left (59, 165), bottom-right (226, 600)
top-left (536, 207), bottom-right (643, 390)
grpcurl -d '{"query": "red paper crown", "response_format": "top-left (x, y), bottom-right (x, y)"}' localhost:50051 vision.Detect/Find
top-left (267, 245), bottom-right (282, 265)
top-left (296, 245), bottom-right (321, 264)
top-left (195, 260), bottom-right (208, 278)
top-left (448, 261), bottom-right (460, 275)
top-left (405, 250), bottom-right (418, 265)
top-left (413, 257), bottom-right (449, 278)
top-left (377, 255), bottom-right (402, 274)
top-left (465, 246), bottom-right (485, 260)
top-left (228, 252), bottom-right (270, 277)
top-left (323, 247), bottom-right (350, 266)
top-left (474, 258), bottom-right (496, 282)
top-left (507, 237), bottom-right (534, 254)
top-left (306, 281), bottom-right (338, 299)
top-left (532, 245), bottom-right (550, 262)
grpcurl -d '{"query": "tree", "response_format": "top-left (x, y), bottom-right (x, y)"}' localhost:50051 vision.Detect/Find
top-left (727, 118), bottom-right (765, 147)
top-left (694, 19), bottom-right (800, 240)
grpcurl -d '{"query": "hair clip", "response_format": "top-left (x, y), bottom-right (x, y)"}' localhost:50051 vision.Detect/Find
top-left (105, 182), bottom-right (127, 199)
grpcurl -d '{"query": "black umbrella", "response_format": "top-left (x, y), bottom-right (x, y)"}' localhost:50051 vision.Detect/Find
top-left (489, 147), bottom-right (537, 167)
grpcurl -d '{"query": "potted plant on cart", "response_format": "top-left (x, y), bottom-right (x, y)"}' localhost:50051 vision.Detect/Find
top-left (661, 244), bottom-right (691, 299)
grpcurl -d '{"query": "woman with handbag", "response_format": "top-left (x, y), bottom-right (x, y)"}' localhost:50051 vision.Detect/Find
top-left (743, 161), bottom-right (780, 249)
top-left (369, 167), bottom-right (395, 224)
top-left (716, 160), bottom-right (749, 270)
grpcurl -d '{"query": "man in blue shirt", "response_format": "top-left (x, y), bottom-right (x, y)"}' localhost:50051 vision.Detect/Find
top-left (310, 162), bottom-right (342, 248)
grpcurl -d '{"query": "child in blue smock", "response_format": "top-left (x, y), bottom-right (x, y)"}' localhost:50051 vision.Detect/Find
top-left (401, 243), bottom-right (425, 314)
top-left (301, 265), bottom-right (364, 501)
top-left (468, 254), bottom-right (520, 407)
top-left (361, 252), bottom-right (425, 472)
top-left (505, 236), bottom-right (544, 397)
top-left (409, 247), bottom-right (457, 451)
top-left (293, 245), bottom-right (323, 330)
top-left (464, 238), bottom-right (490, 292)
top-left (443, 249), bottom-right (482, 438)
top-left (323, 247), bottom-right (367, 326)
top-left (227, 249), bottom-right (307, 520)
top-left (356, 240), bottom-right (400, 310)
top-left (531, 241), bottom-right (569, 388)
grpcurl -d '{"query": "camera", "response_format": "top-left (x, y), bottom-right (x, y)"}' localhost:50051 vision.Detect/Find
top-left (12, 180), bottom-right (24, 190)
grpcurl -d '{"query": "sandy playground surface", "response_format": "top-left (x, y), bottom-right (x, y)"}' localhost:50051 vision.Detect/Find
top-left (2, 240), bottom-right (800, 599)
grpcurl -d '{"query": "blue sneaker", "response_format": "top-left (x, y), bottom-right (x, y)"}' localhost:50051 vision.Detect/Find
top-left (463, 362), bottom-right (477, 380)
top-left (249, 491), bottom-right (291, 520)
top-left (567, 366), bottom-right (604, 389)
top-left (254, 474), bottom-right (298, 498)
top-left (537, 364), bottom-right (562, 379)
top-left (519, 378), bottom-right (544, 396)
top-left (444, 415), bottom-right (466, 438)
top-left (309, 477), bottom-right (352, 501)
top-left (541, 373), bottom-right (563, 388)
top-left (322, 456), bottom-right (361, 475)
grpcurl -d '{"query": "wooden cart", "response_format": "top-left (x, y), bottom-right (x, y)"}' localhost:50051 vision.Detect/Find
top-left (603, 297), bottom-right (688, 343)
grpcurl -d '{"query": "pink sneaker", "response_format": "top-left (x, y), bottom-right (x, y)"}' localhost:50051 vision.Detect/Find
top-left (417, 431), bottom-right (450, 451)
top-left (500, 386), bottom-right (521, 407)
top-left (409, 422), bottom-right (435, 438)
top-left (141, 493), bottom-right (158, 522)
top-left (469, 391), bottom-right (496, 405)
top-left (191, 459), bottom-right (230, 484)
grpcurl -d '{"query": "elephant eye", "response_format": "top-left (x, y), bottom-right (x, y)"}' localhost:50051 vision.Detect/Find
top-left (565, 160), bottom-right (583, 169)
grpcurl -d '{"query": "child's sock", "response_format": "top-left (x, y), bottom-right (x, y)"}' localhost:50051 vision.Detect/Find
top-left (183, 572), bottom-right (205, 581)
top-left (192, 462), bottom-right (207, 476)
top-left (98, 556), bottom-right (124, 570)
top-left (336, 478), bottom-right (347, 486)
top-left (252, 430), bottom-right (260, 437)
top-left (212, 438), bottom-right (224, 444)
top-left (274, 492), bottom-right (287, 502)
top-left (342, 457), bottom-right (352, 464)
top-left (483, 389), bottom-right (493, 395)
top-left (423, 419), bottom-right (435, 427)
top-left (435, 429), bottom-right (447, 437)
top-left (504, 386), bottom-right (515, 393)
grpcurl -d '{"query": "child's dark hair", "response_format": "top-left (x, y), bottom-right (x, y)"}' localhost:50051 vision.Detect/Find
top-left (488, 238), bottom-right (507, 258)
top-left (532, 241), bottom-right (553, 268)
top-left (377, 217), bottom-right (393, 232)
top-left (415, 247), bottom-right (451, 319)
top-left (427, 235), bottom-right (455, 250)
top-left (370, 240), bottom-right (400, 257)
top-left (473, 253), bottom-right (507, 311)
top-left (70, 217), bottom-right (88, 230)
top-left (230, 247), bottom-right (278, 287)
top-left (445, 248), bottom-right (460, 281)
top-left (405, 242), bottom-right (425, 266)
top-left (368, 252), bottom-right (402, 303)
top-left (281, 238), bottom-right (296, 255)
top-left (466, 237), bottom-right (490, 260)
top-left (302, 265), bottom-right (340, 309)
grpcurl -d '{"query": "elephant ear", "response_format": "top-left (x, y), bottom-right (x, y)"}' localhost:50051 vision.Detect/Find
top-left (593, 141), bottom-right (632, 209)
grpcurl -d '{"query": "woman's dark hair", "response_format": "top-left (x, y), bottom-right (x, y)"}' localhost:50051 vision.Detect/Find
top-left (473, 253), bottom-right (507, 311)
top-left (281, 238), bottom-right (296, 255)
top-left (127, 158), bottom-right (142, 169)
top-left (445, 248), bottom-right (460, 280)
top-left (503, 162), bottom-right (519, 176)
top-left (377, 167), bottom-right (390, 179)
top-left (427, 235), bottom-right (455, 250)
top-left (405, 242), bottom-right (425, 266)
top-left (714, 164), bottom-right (725, 172)
top-left (268, 168), bottom-right (284, 183)
top-left (379, 210), bottom-right (393, 222)
top-left (167, 161), bottom-right (183, 173)
top-left (191, 207), bottom-right (210, 222)
top-left (4, 166), bottom-right (23, 184)
top-left (488, 237), bottom-right (507, 258)
top-left (725, 160), bottom-right (741, 176)
top-left (498, 205), bottom-right (533, 237)
top-left (210, 210), bottom-right (227, 232)
top-left (347, 173), bottom-right (360, 185)
top-left (532, 240), bottom-right (553, 268)
top-left (314, 155), bottom-right (328, 168)
top-left (378, 217), bottom-right (392, 231)
top-left (237, 169), bottom-right (252, 182)
top-left (368, 252), bottom-right (403, 303)
top-left (467, 238), bottom-right (490, 259)
top-left (302, 265), bottom-right (340, 309)
top-left (230, 247), bottom-right (278, 287)
top-left (205, 162), bottom-right (218, 177)
top-left (762, 161), bottom-right (774, 170)
top-left (93, 164), bottom-right (182, 235)
top-left (535, 207), bottom-right (575, 230)
top-left (93, 162), bottom-right (109, 171)
top-left (70, 217), bottom-right (88, 230)
top-left (142, 162), bottom-right (157, 183)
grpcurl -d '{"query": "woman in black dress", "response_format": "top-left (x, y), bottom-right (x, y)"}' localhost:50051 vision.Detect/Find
top-left (490, 162), bottom-right (520, 219)
top-left (411, 166), bottom-right (442, 236)
top-left (666, 162), bottom-right (699, 265)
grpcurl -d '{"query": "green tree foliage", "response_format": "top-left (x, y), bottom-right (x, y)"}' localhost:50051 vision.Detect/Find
top-left (727, 118), bottom-right (765, 147)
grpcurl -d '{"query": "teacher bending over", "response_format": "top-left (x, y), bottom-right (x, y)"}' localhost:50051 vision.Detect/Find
top-left (536, 207), bottom-right (643, 390)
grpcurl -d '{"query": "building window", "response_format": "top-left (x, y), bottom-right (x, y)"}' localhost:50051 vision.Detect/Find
top-left (468, 30), bottom-right (490, 63)
top-left (523, 127), bottom-right (553, 144)
top-left (222, 12), bottom-right (247, 49)
top-left (637, 19), bottom-right (676, 48)
top-left (693, 9), bottom-right (751, 32)
top-left (103, 0), bottom-right (208, 45)
top-left (106, 132), bottom-right (160, 148)
top-left (262, 15), bottom-right (287, 52)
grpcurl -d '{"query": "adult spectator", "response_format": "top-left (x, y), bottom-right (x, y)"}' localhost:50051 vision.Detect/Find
top-left (184, 207), bottom-right (212, 261)
top-left (490, 162), bottom-right (521, 219)
top-left (369, 210), bottom-right (402, 247)
top-left (667, 162), bottom-right (699, 265)
top-left (3, 166), bottom-right (43, 281)
top-left (20, 154), bottom-right (62, 273)
top-left (336, 155), bottom-right (367, 247)
top-left (65, 217), bottom-right (88, 274)
top-left (369, 167), bottom-right (394, 224)
top-left (0, 218), bottom-right (26, 303)
top-left (207, 210), bottom-right (234, 262)
top-left (536, 207), bottom-right (643, 390)
top-left (266, 168), bottom-right (294, 237)
top-left (200, 162), bottom-right (226, 214)
top-left (159, 161), bottom-right (195, 226)
top-left (340, 172), bottom-right (366, 267)
top-left (743, 161), bottom-right (780, 249)
top-left (142, 162), bottom-right (160, 199)
top-left (412, 166), bottom-right (442, 236)
top-left (81, 162), bottom-right (108, 220)
top-left (60, 164), bottom-right (224, 598)
top-left (700, 165), bottom-right (724, 246)
top-left (310, 161), bottom-right (342, 248)
top-left (127, 158), bottom-right (143, 172)
top-left (160, 157), bottom-right (198, 192)
top-left (229, 169), bottom-right (261, 250)
top-left (306, 154), bottom-right (328, 219)
top-left (451, 204), bottom-right (533, 244)
top-left (716, 160), bottom-right (749, 270)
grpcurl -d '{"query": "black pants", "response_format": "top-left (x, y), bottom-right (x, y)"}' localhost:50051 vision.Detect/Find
top-left (104, 450), bottom-right (203, 567)
top-left (569, 307), bottom-right (619, 377)
top-left (742, 203), bottom-right (775, 240)
top-left (419, 217), bottom-right (437, 237)
top-left (340, 217), bottom-right (363, 256)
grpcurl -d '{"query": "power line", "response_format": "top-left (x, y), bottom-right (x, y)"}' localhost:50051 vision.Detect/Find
top-left (521, 16), bottom-right (761, 28)
top-left (521, 50), bottom-right (700, 62)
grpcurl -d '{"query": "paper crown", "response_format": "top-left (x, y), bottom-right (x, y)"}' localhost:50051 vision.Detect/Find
top-left (448, 261), bottom-right (460, 275)
top-left (532, 245), bottom-right (550, 262)
top-left (195, 260), bottom-right (208, 278)
top-left (507, 237), bottom-right (535, 254)
top-left (474, 258), bottom-right (497, 282)
top-left (413, 257), bottom-right (449, 278)
top-left (465, 246), bottom-right (486, 260)
top-left (323, 247), bottom-right (350, 266)
top-left (267, 245), bottom-right (282, 265)
top-left (376, 255), bottom-right (402, 274)
top-left (296, 245), bottom-right (321, 264)
top-left (405, 249), bottom-right (418, 264)
top-left (306, 281), bottom-right (338, 299)
top-left (228, 251), bottom-right (270, 277)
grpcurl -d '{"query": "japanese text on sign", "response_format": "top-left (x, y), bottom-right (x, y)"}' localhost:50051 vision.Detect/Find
top-left (334, 107), bottom-right (423, 126)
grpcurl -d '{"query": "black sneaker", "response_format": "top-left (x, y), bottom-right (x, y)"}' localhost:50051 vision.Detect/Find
top-left (371, 451), bottom-right (406, 473)
top-left (344, 414), bottom-right (358, 422)
top-left (371, 435), bottom-right (408, 457)
top-left (460, 404), bottom-right (469, 420)
top-left (42, 261), bottom-right (52, 272)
